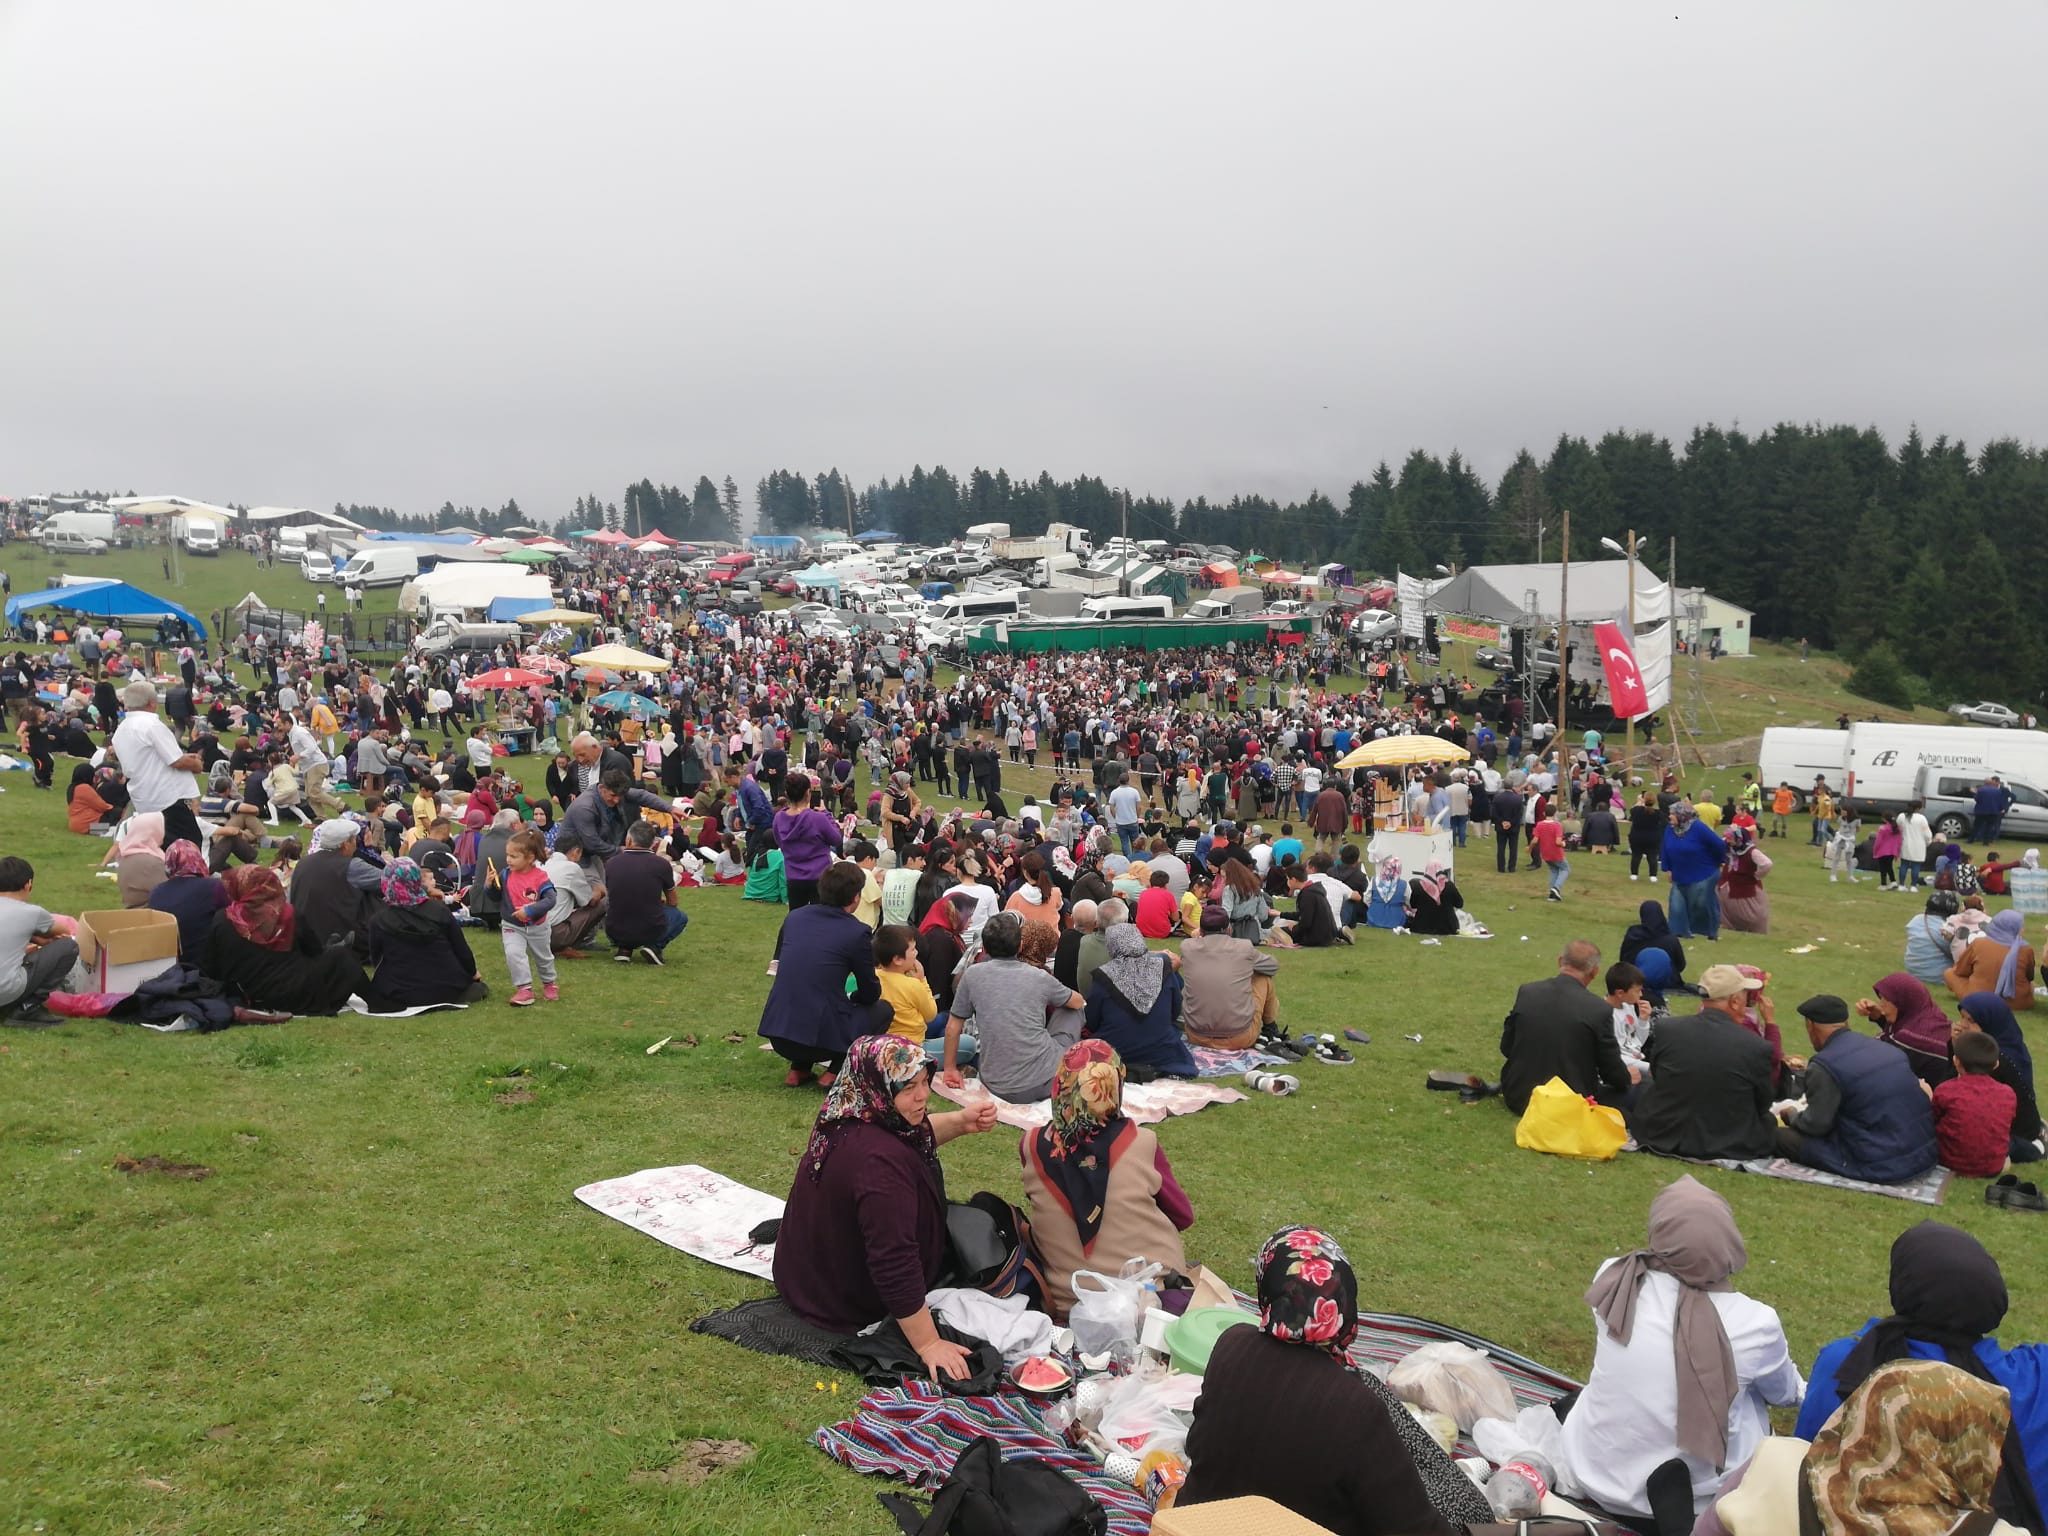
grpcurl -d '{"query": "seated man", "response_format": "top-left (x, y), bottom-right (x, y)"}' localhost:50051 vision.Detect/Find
top-left (1133, 869), bottom-right (1179, 939)
top-left (1275, 864), bottom-right (1341, 947)
top-left (1500, 939), bottom-right (1638, 1114)
top-left (542, 832), bottom-right (607, 957)
top-left (1776, 994), bottom-right (1939, 1183)
top-left (0, 856), bottom-right (81, 1025)
top-left (938, 912), bottom-right (1084, 1102)
top-left (602, 820), bottom-right (687, 964)
top-left (1180, 903), bottom-right (1281, 1050)
top-left (1628, 965), bottom-right (1777, 1161)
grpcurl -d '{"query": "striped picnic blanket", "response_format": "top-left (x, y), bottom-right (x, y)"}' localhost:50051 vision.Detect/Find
top-left (814, 1313), bottom-right (1581, 1528)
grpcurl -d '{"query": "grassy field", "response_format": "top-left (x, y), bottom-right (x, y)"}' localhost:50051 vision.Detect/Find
top-left (4, 552), bottom-right (2045, 1536)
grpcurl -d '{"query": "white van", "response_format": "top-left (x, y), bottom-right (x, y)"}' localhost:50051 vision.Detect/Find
top-left (277, 525), bottom-right (312, 559)
top-left (337, 547), bottom-right (420, 588)
top-left (180, 521), bottom-right (222, 555)
top-left (1756, 728), bottom-right (1851, 807)
top-left (301, 550), bottom-right (339, 583)
top-left (933, 589), bottom-right (1027, 624)
top-left (1079, 595), bottom-right (1174, 621)
top-left (41, 529), bottom-right (109, 557)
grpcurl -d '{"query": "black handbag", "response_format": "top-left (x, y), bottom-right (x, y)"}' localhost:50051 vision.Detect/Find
top-left (877, 1436), bottom-right (1107, 1536)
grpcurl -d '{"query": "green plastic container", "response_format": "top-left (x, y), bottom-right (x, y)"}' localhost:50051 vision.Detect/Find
top-left (1165, 1306), bottom-right (1256, 1375)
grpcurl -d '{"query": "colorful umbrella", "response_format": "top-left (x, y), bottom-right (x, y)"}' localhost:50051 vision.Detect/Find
top-left (462, 667), bottom-right (553, 691)
top-left (591, 690), bottom-right (665, 718)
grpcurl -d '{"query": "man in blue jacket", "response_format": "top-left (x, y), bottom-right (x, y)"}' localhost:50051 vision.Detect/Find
top-left (1661, 802), bottom-right (1728, 940)
top-left (1776, 994), bottom-right (1938, 1184)
top-left (1974, 777), bottom-right (2015, 844)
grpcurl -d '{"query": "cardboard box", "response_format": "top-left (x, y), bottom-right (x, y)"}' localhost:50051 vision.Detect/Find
top-left (75, 909), bottom-right (181, 994)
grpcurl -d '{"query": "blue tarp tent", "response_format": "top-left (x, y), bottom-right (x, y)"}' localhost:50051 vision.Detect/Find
top-left (6, 579), bottom-right (208, 639)
top-left (854, 529), bottom-right (901, 543)
top-left (488, 596), bottom-right (552, 623)
top-left (792, 563), bottom-right (842, 588)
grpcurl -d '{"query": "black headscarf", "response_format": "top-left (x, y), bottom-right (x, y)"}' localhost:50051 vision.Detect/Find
top-left (1621, 899), bottom-right (1686, 975)
top-left (1836, 1222), bottom-right (2042, 1535)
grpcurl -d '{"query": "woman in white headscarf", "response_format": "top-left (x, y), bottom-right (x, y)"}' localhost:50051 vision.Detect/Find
top-left (1556, 1176), bottom-right (1804, 1531)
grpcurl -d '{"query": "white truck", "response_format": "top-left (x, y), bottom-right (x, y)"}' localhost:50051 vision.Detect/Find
top-left (1760, 722), bottom-right (2048, 840)
top-left (990, 522), bottom-right (1091, 566)
top-left (1186, 589), bottom-right (1267, 620)
top-left (336, 546), bottom-right (421, 588)
top-left (1079, 594), bottom-right (1174, 621)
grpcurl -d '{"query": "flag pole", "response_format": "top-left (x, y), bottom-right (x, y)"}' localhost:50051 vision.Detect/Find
top-left (1556, 507), bottom-right (1569, 769)
top-left (1624, 527), bottom-right (1636, 780)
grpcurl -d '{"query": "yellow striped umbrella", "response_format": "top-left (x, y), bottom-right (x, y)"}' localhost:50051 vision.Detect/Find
top-left (1332, 734), bottom-right (1471, 771)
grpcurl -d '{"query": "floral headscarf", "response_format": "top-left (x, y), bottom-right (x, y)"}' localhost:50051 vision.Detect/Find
top-left (221, 864), bottom-right (294, 953)
top-left (163, 840), bottom-right (210, 880)
top-left (1029, 1040), bottom-right (1131, 1252)
top-left (803, 1034), bottom-right (937, 1183)
top-left (380, 857), bottom-right (429, 908)
top-left (1371, 855), bottom-right (1406, 902)
top-left (1255, 1225), bottom-right (1359, 1360)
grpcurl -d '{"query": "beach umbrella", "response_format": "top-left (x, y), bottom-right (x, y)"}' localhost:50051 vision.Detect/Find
top-left (570, 643), bottom-right (671, 674)
top-left (462, 667), bottom-right (553, 691)
top-left (590, 690), bottom-right (665, 719)
top-left (515, 607), bottom-right (598, 626)
top-left (571, 665), bottom-right (621, 684)
top-left (500, 547), bottom-right (555, 565)
top-left (1332, 735), bottom-right (1472, 771)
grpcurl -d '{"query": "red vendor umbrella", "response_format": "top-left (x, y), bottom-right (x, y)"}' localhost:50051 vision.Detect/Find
top-left (462, 667), bottom-right (552, 691)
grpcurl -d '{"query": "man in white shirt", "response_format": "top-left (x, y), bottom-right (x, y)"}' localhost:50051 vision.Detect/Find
top-left (542, 833), bottom-right (607, 956)
top-left (110, 680), bottom-right (204, 849)
top-left (1107, 774), bottom-right (1143, 856)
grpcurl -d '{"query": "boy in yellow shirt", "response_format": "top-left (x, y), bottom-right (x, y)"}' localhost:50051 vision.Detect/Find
top-left (874, 923), bottom-right (972, 1065)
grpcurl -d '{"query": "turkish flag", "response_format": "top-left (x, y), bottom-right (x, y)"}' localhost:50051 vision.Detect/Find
top-left (1595, 621), bottom-right (1651, 718)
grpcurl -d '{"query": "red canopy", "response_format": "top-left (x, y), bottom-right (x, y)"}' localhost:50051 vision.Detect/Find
top-left (582, 530), bottom-right (632, 545)
top-left (635, 529), bottom-right (681, 545)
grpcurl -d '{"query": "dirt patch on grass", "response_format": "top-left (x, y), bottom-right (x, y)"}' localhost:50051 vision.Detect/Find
top-left (629, 1439), bottom-right (755, 1488)
top-left (493, 1087), bottom-right (537, 1105)
top-left (114, 1155), bottom-right (214, 1180)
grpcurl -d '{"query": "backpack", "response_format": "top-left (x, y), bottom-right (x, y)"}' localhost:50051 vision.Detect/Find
top-left (877, 1437), bottom-right (1107, 1536)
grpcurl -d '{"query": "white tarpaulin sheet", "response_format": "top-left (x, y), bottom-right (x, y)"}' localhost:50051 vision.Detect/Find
top-left (1396, 572), bottom-right (1449, 640)
top-left (1429, 560), bottom-right (1670, 627)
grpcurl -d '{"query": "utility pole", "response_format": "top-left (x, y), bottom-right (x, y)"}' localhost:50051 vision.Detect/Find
top-left (844, 472), bottom-right (855, 539)
top-left (1555, 508), bottom-right (1569, 768)
top-left (1118, 489), bottom-right (1129, 598)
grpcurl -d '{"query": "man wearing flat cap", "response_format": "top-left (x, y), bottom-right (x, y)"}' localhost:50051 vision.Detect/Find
top-left (1775, 994), bottom-right (1938, 1184)
top-left (1629, 965), bottom-right (1778, 1161)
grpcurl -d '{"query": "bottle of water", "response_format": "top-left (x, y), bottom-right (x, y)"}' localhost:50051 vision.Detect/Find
top-left (1485, 1453), bottom-right (1554, 1519)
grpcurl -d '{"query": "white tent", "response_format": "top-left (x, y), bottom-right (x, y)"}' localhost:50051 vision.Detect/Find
top-left (1423, 559), bottom-right (1671, 626)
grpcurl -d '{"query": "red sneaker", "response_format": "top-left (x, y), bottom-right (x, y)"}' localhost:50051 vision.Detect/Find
top-left (509, 986), bottom-right (535, 1007)
top-left (783, 1068), bottom-right (808, 1088)
top-left (541, 983), bottom-right (559, 1002)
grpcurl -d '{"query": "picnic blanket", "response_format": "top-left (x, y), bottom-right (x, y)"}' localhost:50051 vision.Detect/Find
top-left (1188, 1044), bottom-right (1288, 1078)
top-left (814, 1314), bottom-right (1582, 1531)
top-left (692, 1295), bottom-right (844, 1369)
top-left (815, 1379), bottom-right (1153, 1536)
top-left (342, 996), bottom-right (470, 1018)
top-left (574, 1164), bottom-right (784, 1278)
top-left (1624, 1144), bottom-right (1951, 1205)
top-left (931, 1074), bottom-right (1247, 1131)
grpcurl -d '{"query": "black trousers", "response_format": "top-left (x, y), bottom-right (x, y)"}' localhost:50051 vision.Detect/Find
top-left (1495, 821), bottom-right (1519, 871)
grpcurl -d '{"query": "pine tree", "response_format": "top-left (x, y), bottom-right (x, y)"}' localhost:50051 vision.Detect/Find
top-left (1847, 642), bottom-right (1914, 709)
top-left (720, 476), bottom-right (742, 536)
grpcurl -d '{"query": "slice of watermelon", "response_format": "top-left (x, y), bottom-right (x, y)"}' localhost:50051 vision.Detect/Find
top-left (1013, 1356), bottom-right (1072, 1393)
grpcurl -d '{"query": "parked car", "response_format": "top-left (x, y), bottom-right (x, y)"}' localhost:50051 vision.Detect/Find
top-left (40, 529), bottom-right (108, 556)
top-left (1949, 700), bottom-right (2022, 728)
top-left (1349, 609), bottom-right (1399, 642)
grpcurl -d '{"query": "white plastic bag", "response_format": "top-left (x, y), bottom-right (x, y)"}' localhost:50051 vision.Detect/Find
top-left (1097, 1371), bottom-right (1201, 1456)
top-left (1386, 1341), bottom-right (1518, 1431)
top-left (1471, 1403), bottom-right (1564, 1470)
top-left (1067, 1263), bottom-right (1159, 1357)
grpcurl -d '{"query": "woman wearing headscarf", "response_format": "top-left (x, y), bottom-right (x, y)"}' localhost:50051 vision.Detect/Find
top-left (1364, 854), bottom-right (1408, 930)
top-left (1803, 1359), bottom-right (2022, 1536)
top-left (1957, 992), bottom-right (2047, 1163)
top-left (200, 865), bottom-right (368, 1016)
top-left (1404, 858), bottom-right (1463, 937)
top-left (111, 810), bottom-right (169, 909)
top-left (1718, 826), bottom-right (1774, 935)
top-left (1947, 909), bottom-right (2038, 1011)
top-left (914, 890), bottom-right (971, 1016)
top-left (1623, 900), bottom-right (1690, 986)
top-left (1083, 924), bottom-right (1192, 1077)
top-left (1861, 972), bottom-right (1958, 1085)
top-left (1556, 1177), bottom-right (1805, 1532)
top-left (1178, 1226), bottom-right (1493, 1536)
top-left (1796, 1222), bottom-right (2048, 1532)
top-left (146, 840), bottom-right (227, 965)
top-left (362, 858), bottom-right (487, 1013)
top-left (771, 1036), bottom-right (998, 1373)
top-left (1018, 1041), bottom-right (1193, 1322)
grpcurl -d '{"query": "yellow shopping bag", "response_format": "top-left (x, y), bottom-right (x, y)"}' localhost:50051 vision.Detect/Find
top-left (1514, 1076), bottom-right (1628, 1161)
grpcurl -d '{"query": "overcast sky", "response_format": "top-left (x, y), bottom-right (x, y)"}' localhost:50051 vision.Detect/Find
top-left (4, 1), bottom-right (2043, 522)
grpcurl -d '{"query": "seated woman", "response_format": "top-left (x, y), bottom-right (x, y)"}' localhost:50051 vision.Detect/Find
top-left (1903, 891), bottom-right (1959, 987)
top-left (362, 858), bottom-right (488, 1012)
top-left (1957, 992), bottom-right (2047, 1162)
top-left (1364, 854), bottom-right (1408, 930)
top-left (1020, 1041), bottom-right (1192, 1323)
top-left (1861, 971), bottom-right (1956, 1085)
top-left (1083, 924), bottom-right (1193, 1077)
top-left (1218, 858), bottom-right (1275, 945)
top-left (1404, 859), bottom-right (1463, 937)
top-left (146, 840), bottom-right (227, 966)
top-left (771, 1035), bottom-right (999, 1372)
top-left (1178, 1225), bottom-right (1493, 1536)
top-left (67, 770), bottom-right (115, 835)
top-left (915, 891), bottom-right (971, 1017)
top-left (1795, 1221), bottom-right (2048, 1531)
top-left (1622, 900), bottom-right (1689, 990)
top-left (201, 865), bottom-right (368, 1016)
top-left (1556, 1176), bottom-right (1805, 1532)
top-left (110, 811), bottom-right (169, 909)
top-left (1946, 908), bottom-right (2036, 1011)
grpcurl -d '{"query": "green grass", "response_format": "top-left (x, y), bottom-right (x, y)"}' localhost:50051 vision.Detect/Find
top-left (5, 553), bottom-right (2047, 1535)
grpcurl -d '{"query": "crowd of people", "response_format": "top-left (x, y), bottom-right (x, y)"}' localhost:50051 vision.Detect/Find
top-left (8, 556), bottom-right (2047, 1536)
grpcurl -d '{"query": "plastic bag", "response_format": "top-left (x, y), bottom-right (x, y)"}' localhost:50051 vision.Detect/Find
top-left (1471, 1403), bottom-right (1564, 1471)
top-left (1514, 1075), bottom-right (1628, 1161)
top-left (1097, 1371), bottom-right (1201, 1456)
top-left (1067, 1261), bottom-right (1160, 1357)
top-left (1386, 1341), bottom-right (1518, 1431)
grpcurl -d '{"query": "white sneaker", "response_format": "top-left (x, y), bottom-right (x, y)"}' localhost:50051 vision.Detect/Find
top-left (1830, 875), bottom-right (1838, 883)
top-left (1630, 874), bottom-right (1639, 881)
